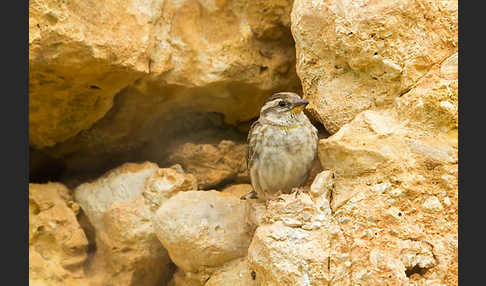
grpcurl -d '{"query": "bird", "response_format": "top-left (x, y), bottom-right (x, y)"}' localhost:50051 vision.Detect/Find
top-left (242, 92), bottom-right (318, 203)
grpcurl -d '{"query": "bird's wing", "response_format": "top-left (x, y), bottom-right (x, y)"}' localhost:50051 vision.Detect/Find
top-left (246, 120), bottom-right (261, 170)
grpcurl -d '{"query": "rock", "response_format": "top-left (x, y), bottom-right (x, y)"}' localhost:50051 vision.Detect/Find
top-left (143, 164), bottom-right (198, 212)
top-left (313, 53), bottom-right (457, 285)
top-left (205, 257), bottom-right (258, 286)
top-left (167, 269), bottom-right (203, 286)
top-left (220, 184), bottom-right (266, 231)
top-left (29, 183), bottom-right (89, 285)
top-left (168, 257), bottom-right (258, 286)
top-left (150, 0), bottom-right (298, 90)
top-left (74, 162), bottom-right (159, 232)
top-left (29, 1), bottom-right (458, 285)
top-left (29, 0), bottom-right (152, 148)
top-left (248, 192), bottom-right (349, 285)
top-left (222, 184), bottom-right (253, 198)
top-left (30, 0), bottom-right (300, 173)
top-left (291, 0), bottom-right (458, 133)
top-left (73, 162), bottom-right (195, 286)
top-left (309, 170), bottom-right (334, 200)
top-left (168, 140), bottom-right (247, 189)
top-left (422, 196), bottom-right (444, 213)
top-left (394, 52), bottom-right (458, 135)
top-left (153, 190), bottom-right (253, 274)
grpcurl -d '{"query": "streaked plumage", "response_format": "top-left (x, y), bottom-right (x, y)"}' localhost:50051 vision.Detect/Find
top-left (245, 92), bottom-right (318, 202)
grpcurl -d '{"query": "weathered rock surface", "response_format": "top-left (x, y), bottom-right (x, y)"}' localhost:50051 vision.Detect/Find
top-left (29, 183), bottom-right (89, 286)
top-left (222, 183), bottom-right (253, 198)
top-left (204, 257), bottom-right (258, 286)
top-left (168, 140), bottom-right (248, 189)
top-left (248, 189), bottom-right (348, 286)
top-left (313, 52), bottom-right (458, 285)
top-left (149, 0), bottom-right (298, 89)
top-left (73, 162), bottom-right (196, 286)
top-left (29, 0), bottom-right (300, 159)
top-left (168, 257), bottom-right (258, 286)
top-left (29, 0), bottom-right (152, 148)
top-left (291, 0), bottom-right (458, 133)
top-left (29, 0), bottom-right (458, 285)
top-left (153, 190), bottom-right (253, 278)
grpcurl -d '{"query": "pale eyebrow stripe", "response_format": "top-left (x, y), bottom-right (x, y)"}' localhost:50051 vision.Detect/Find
top-left (260, 99), bottom-right (282, 115)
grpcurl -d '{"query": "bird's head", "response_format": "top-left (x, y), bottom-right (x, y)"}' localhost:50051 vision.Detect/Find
top-left (259, 92), bottom-right (310, 125)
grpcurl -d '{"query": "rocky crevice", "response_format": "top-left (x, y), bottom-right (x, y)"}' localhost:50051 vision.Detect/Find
top-left (29, 0), bottom-right (302, 186)
top-left (29, 0), bottom-right (457, 285)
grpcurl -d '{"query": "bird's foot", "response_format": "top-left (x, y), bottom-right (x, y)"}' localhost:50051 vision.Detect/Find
top-left (292, 187), bottom-right (309, 198)
top-left (240, 189), bottom-right (258, 200)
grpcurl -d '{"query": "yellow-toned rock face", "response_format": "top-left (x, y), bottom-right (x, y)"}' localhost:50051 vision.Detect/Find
top-left (314, 53), bottom-right (457, 286)
top-left (29, 0), bottom-right (300, 151)
top-left (29, 0), bottom-right (152, 148)
top-left (29, 0), bottom-right (457, 285)
top-left (72, 162), bottom-right (195, 286)
top-left (291, 0), bottom-right (458, 134)
top-left (29, 183), bottom-right (89, 286)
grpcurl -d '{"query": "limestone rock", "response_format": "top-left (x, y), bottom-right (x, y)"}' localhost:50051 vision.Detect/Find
top-left (30, 0), bottom-right (300, 160)
top-left (29, 183), bottom-right (89, 286)
top-left (149, 0), bottom-right (297, 90)
top-left (74, 162), bottom-right (159, 232)
top-left (291, 0), bottom-right (458, 133)
top-left (314, 53), bottom-right (457, 285)
top-left (222, 183), bottom-right (253, 198)
top-left (220, 184), bottom-right (267, 231)
top-left (205, 257), bottom-right (258, 286)
top-left (309, 170), bottom-right (334, 200)
top-left (168, 140), bottom-right (248, 189)
top-left (153, 190), bottom-right (253, 275)
top-left (167, 268), bottom-right (213, 286)
top-left (248, 192), bottom-right (349, 286)
top-left (168, 257), bottom-right (257, 286)
top-left (73, 162), bottom-right (195, 286)
top-left (143, 164), bottom-right (198, 212)
top-left (29, 0), bottom-right (152, 148)
top-left (394, 52), bottom-right (458, 135)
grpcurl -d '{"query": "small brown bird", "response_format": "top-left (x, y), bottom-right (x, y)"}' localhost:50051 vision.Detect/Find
top-left (243, 92), bottom-right (318, 202)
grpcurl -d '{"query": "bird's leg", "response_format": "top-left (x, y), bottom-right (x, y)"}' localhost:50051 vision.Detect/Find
top-left (292, 187), bottom-right (309, 198)
top-left (240, 189), bottom-right (258, 200)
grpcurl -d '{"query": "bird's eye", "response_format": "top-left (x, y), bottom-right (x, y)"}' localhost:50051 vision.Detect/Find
top-left (278, 101), bottom-right (286, 107)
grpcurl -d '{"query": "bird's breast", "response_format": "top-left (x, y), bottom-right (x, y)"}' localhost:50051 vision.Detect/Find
top-left (251, 123), bottom-right (317, 199)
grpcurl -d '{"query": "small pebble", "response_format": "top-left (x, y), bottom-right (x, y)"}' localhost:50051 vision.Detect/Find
top-left (443, 197), bottom-right (451, 206)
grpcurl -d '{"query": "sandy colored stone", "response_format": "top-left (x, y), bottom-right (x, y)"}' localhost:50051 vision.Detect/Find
top-left (248, 191), bottom-right (349, 286)
top-left (309, 170), bottom-right (334, 200)
top-left (169, 140), bottom-right (248, 189)
top-left (167, 268), bottom-right (206, 286)
top-left (73, 162), bottom-right (195, 286)
top-left (30, 0), bottom-right (300, 156)
top-left (167, 257), bottom-right (258, 286)
top-left (143, 163), bottom-right (198, 212)
top-left (84, 196), bottom-right (172, 286)
top-left (74, 162), bottom-right (159, 232)
top-left (29, 0), bottom-right (153, 148)
top-left (149, 0), bottom-right (298, 90)
top-left (222, 183), bottom-right (253, 198)
top-left (29, 183), bottom-right (89, 286)
top-left (313, 53), bottom-right (457, 285)
top-left (29, 1), bottom-right (458, 285)
top-left (394, 52), bottom-right (458, 135)
top-left (205, 257), bottom-right (258, 286)
top-left (291, 0), bottom-right (458, 133)
top-left (153, 190), bottom-right (253, 274)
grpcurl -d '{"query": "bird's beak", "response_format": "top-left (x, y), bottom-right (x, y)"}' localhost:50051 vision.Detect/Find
top-left (290, 98), bottom-right (309, 114)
